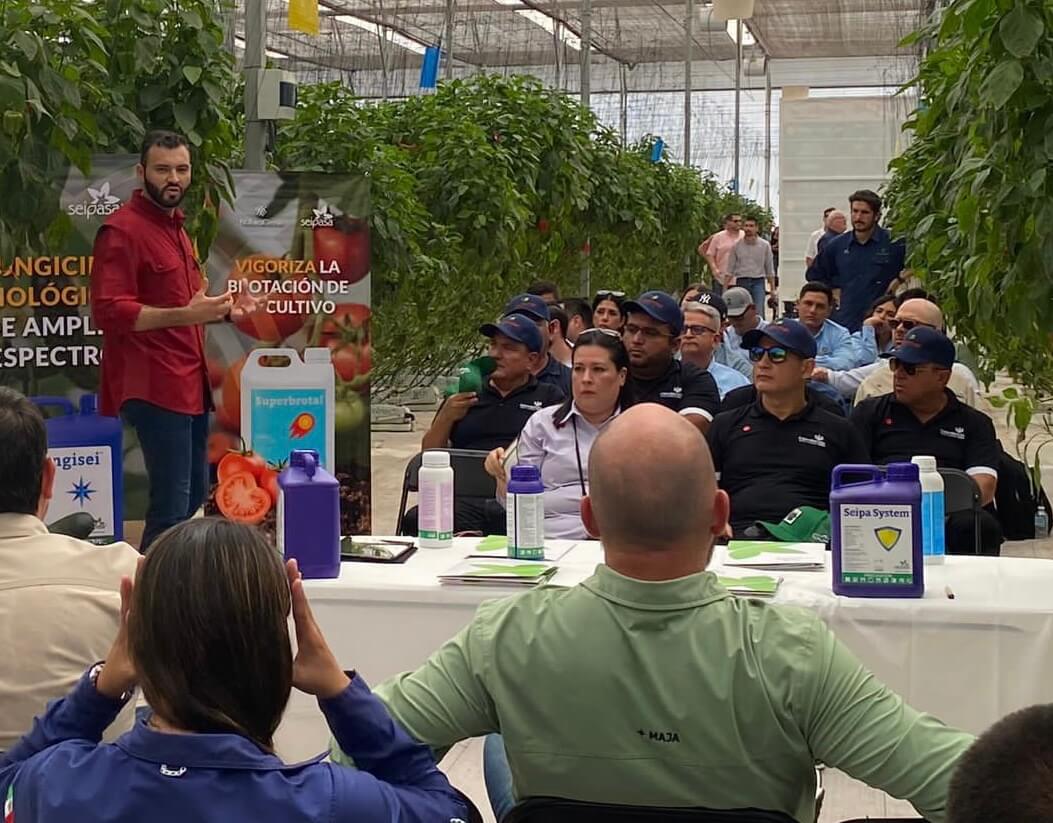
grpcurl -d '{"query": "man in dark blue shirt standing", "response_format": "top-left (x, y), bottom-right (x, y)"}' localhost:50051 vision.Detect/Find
top-left (810, 190), bottom-right (907, 333)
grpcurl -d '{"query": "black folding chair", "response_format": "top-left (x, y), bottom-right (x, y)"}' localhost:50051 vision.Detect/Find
top-left (503, 798), bottom-right (798, 823)
top-left (939, 467), bottom-right (982, 555)
top-left (394, 449), bottom-right (496, 535)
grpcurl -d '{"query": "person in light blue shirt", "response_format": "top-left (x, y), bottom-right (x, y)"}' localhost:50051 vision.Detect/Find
top-left (722, 286), bottom-right (769, 352)
top-left (681, 303), bottom-right (751, 399)
top-left (797, 282), bottom-right (857, 371)
top-left (686, 288), bottom-right (754, 379)
top-left (484, 328), bottom-right (632, 539)
top-left (796, 281), bottom-right (857, 409)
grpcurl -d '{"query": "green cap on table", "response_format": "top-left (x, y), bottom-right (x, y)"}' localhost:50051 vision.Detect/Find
top-left (758, 506), bottom-right (831, 543)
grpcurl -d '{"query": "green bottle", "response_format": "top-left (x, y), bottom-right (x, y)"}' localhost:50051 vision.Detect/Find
top-left (445, 356), bottom-right (496, 396)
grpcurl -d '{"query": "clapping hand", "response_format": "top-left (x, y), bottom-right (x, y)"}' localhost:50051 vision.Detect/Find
top-left (95, 558), bottom-right (143, 700)
top-left (287, 559), bottom-right (351, 700)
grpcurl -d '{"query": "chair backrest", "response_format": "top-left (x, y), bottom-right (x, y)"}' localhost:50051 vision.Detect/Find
top-left (938, 468), bottom-right (980, 516)
top-left (396, 449), bottom-right (497, 533)
top-left (504, 797), bottom-right (798, 823)
top-left (938, 467), bottom-right (981, 554)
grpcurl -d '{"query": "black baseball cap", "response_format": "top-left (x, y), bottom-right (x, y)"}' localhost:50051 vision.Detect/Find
top-left (882, 326), bottom-right (955, 368)
top-left (503, 293), bottom-right (550, 322)
top-left (623, 290), bottom-right (684, 336)
top-left (742, 319), bottom-right (818, 359)
top-left (688, 289), bottom-right (728, 320)
top-left (480, 312), bottom-right (544, 353)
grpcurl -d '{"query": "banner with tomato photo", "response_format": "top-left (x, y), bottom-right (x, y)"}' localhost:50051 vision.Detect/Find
top-left (0, 154), bottom-right (147, 539)
top-left (203, 172), bottom-right (371, 539)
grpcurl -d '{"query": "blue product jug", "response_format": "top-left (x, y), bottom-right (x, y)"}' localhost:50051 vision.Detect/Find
top-left (32, 395), bottom-right (123, 543)
top-left (277, 449), bottom-right (340, 579)
top-left (830, 463), bottom-right (923, 599)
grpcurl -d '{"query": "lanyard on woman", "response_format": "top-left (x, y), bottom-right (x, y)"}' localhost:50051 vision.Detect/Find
top-left (572, 417), bottom-right (586, 496)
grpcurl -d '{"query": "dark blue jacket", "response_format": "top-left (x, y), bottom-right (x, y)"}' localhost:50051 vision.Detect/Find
top-left (808, 226), bottom-right (907, 332)
top-left (0, 669), bottom-right (467, 822)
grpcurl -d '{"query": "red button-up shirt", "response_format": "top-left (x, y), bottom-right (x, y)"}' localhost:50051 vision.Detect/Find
top-left (90, 190), bottom-right (209, 417)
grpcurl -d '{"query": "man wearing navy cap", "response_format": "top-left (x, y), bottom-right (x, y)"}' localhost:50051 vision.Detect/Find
top-left (502, 293), bottom-right (571, 396)
top-left (707, 319), bottom-right (868, 536)
top-left (423, 313), bottom-right (564, 453)
top-left (621, 291), bottom-right (720, 432)
top-left (415, 313), bottom-right (564, 534)
top-left (851, 327), bottom-right (1003, 554)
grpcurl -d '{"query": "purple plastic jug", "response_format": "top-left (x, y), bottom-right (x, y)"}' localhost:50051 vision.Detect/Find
top-left (830, 463), bottom-right (924, 598)
top-left (277, 449), bottom-right (340, 579)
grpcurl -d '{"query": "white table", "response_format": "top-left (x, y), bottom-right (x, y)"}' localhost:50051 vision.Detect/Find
top-left (273, 538), bottom-right (1053, 760)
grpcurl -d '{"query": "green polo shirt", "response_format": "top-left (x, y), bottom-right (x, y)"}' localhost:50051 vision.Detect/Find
top-left (333, 566), bottom-right (972, 822)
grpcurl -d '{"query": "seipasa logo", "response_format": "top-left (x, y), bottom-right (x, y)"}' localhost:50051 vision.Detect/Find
top-left (68, 181), bottom-right (122, 218)
top-left (300, 205), bottom-right (335, 229)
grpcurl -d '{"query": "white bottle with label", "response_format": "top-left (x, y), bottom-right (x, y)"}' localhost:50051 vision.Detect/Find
top-left (912, 456), bottom-right (946, 564)
top-left (240, 347), bottom-right (336, 472)
top-left (418, 450), bottom-right (454, 548)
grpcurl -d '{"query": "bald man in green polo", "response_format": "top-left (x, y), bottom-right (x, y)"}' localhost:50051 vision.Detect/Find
top-left (335, 404), bottom-right (972, 821)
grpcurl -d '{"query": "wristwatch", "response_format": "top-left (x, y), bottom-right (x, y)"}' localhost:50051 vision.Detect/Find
top-left (88, 662), bottom-right (135, 703)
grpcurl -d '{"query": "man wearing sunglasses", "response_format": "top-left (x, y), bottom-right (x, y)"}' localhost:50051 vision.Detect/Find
top-left (812, 298), bottom-right (981, 407)
top-left (680, 303), bottom-right (750, 400)
top-left (707, 319), bottom-right (868, 536)
top-left (851, 327), bottom-right (1003, 554)
top-left (620, 291), bottom-right (721, 433)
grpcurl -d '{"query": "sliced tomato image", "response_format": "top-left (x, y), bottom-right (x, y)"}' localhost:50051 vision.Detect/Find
top-left (215, 473), bottom-right (271, 525)
top-left (217, 448), bottom-right (266, 483)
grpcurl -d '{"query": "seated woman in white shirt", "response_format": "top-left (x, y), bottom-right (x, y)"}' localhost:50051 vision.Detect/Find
top-left (484, 328), bottom-right (632, 539)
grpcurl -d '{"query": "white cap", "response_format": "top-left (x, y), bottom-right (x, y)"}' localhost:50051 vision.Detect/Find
top-left (303, 347), bottom-right (331, 364)
top-left (422, 450), bottom-right (450, 468)
top-left (911, 455), bottom-right (938, 472)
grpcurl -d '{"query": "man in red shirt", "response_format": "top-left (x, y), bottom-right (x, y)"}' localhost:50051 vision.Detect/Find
top-left (90, 131), bottom-right (251, 549)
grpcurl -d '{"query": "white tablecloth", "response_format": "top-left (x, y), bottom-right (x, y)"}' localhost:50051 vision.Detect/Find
top-left (273, 539), bottom-right (1053, 760)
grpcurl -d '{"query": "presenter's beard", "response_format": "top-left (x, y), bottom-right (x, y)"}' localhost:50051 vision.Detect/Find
top-left (144, 179), bottom-right (187, 210)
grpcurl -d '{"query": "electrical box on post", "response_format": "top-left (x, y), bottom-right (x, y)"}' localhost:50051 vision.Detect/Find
top-left (249, 68), bottom-right (298, 120)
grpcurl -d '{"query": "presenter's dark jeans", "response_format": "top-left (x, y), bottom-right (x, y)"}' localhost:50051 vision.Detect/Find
top-left (122, 399), bottom-right (208, 551)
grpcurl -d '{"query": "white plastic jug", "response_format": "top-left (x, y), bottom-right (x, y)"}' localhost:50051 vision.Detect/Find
top-left (240, 348), bottom-right (336, 472)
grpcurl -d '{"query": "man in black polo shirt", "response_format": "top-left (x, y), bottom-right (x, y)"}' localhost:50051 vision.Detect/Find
top-left (851, 327), bottom-right (1003, 554)
top-left (413, 313), bottom-right (563, 534)
top-left (621, 290), bottom-right (720, 432)
top-left (501, 293), bottom-right (571, 396)
top-left (707, 319), bottom-right (868, 536)
top-left (423, 312), bottom-right (565, 452)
